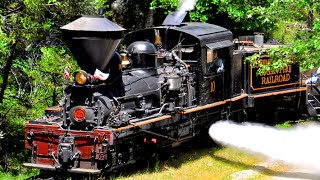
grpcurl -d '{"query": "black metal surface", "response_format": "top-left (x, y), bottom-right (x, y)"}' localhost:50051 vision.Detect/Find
top-left (127, 41), bottom-right (157, 68)
top-left (172, 22), bottom-right (229, 38)
top-left (127, 41), bottom-right (157, 54)
top-left (123, 69), bottom-right (159, 96)
top-left (162, 11), bottom-right (187, 26)
top-left (125, 23), bottom-right (232, 48)
top-left (229, 51), bottom-right (243, 98)
top-left (61, 16), bottom-right (125, 73)
top-left (206, 40), bottom-right (233, 50)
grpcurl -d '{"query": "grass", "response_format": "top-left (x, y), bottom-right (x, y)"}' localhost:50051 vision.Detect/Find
top-left (0, 168), bottom-right (39, 180)
top-left (109, 120), bottom-right (315, 180)
top-left (110, 143), bottom-right (267, 180)
top-left (0, 139), bottom-right (300, 180)
top-left (109, 142), bottom-right (300, 180)
top-left (0, 144), bottom-right (295, 180)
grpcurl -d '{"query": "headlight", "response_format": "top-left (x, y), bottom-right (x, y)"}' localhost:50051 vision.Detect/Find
top-left (74, 70), bottom-right (88, 85)
top-left (73, 107), bottom-right (86, 122)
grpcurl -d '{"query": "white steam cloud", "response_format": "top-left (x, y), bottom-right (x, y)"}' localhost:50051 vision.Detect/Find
top-left (178, 0), bottom-right (198, 13)
top-left (176, 0), bottom-right (198, 18)
top-left (209, 120), bottom-right (320, 172)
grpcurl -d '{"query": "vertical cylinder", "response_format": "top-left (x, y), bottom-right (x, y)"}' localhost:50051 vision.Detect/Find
top-left (254, 34), bottom-right (264, 47)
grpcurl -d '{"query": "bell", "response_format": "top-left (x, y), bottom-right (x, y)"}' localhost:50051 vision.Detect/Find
top-left (120, 52), bottom-right (131, 68)
top-left (154, 29), bottom-right (161, 46)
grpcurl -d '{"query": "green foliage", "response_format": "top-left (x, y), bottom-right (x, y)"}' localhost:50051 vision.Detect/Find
top-left (39, 47), bottom-right (73, 75)
top-left (0, 168), bottom-right (39, 179)
top-left (0, 0), bottom-right (102, 173)
top-left (19, 47), bottom-right (78, 112)
top-left (151, 0), bottom-right (320, 74)
top-left (150, 0), bottom-right (179, 13)
top-left (0, 117), bottom-right (28, 172)
top-left (150, 0), bottom-right (274, 33)
top-left (247, 18), bottom-right (320, 75)
top-left (0, 30), bottom-right (12, 59)
top-left (231, 0), bottom-right (320, 74)
top-left (189, 0), bottom-right (214, 22)
top-left (261, 1), bottom-right (320, 72)
top-left (210, 0), bottom-right (273, 30)
top-left (275, 121), bottom-right (294, 129)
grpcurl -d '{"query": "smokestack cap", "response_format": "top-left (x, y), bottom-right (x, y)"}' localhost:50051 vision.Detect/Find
top-left (61, 16), bottom-right (125, 38)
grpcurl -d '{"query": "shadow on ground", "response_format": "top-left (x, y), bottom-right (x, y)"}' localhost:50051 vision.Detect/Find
top-left (100, 133), bottom-right (222, 179)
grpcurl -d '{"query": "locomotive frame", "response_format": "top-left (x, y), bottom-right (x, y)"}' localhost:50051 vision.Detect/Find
top-left (23, 14), bottom-right (307, 175)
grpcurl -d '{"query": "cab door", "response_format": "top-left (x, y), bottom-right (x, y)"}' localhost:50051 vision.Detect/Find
top-left (203, 47), bottom-right (224, 104)
top-left (203, 71), bottom-right (223, 104)
top-left (200, 41), bottom-right (233, 105)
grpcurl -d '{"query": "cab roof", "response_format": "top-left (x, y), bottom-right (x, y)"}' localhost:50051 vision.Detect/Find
top-left (125, 22), bottom-right (233, 47)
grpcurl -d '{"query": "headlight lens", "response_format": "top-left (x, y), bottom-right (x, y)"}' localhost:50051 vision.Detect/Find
top-left (74, 70), bottom-right (88, 85)
top-left (73, 107), bottom-right (86, 122)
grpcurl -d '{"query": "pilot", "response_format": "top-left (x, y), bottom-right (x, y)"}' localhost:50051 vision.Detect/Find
top-left (208, 50), bottom-right (224, 73)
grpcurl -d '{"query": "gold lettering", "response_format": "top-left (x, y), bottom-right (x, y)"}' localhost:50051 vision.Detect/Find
top-left (261, 77), bottom-right (266, 85)
top-left (288, 65), bottom-right (292, 73)
top-left (260, 73), bottom-right (291, 85)
top-left (285, 74), bottom-right (290, 81)
top-left (279, 67), bottom-right (284, 73)
top-left (274, 75), bottom-right (279, 83)
top-left (255, 55), bottom-right (295, 87)
top-left (260, 60), bottom-right (267, 65)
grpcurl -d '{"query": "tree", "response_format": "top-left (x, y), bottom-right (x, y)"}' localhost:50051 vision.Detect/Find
top-left (246, 0), bottom-right (320, 73)
top-left (0, 0), bottom-right (105, 171)
top-left (150, 0), bottom-right (320, 72)
top-left (110, 0), bottom-right (154, 30)
top-left (150, 0), bottom-right (274, 36)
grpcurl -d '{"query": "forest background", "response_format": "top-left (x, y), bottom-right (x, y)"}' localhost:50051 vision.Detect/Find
top-left (0, 0), bottom-right (319, 174)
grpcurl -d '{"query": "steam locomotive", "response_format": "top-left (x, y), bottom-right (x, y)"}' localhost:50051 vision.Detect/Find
top-left (23, 13), bottom-right (308, 174)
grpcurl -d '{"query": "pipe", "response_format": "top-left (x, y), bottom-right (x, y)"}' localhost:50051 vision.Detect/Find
top-left (172, 51), bottom-right (188, 70)
top-left (129, 103), bottom-right (169, 124)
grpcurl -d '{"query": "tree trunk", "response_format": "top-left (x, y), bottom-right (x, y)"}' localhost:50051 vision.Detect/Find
top-left (307, 10), bottom-right (313, 29)
top-left (0, 43), bottom-right (16, 104)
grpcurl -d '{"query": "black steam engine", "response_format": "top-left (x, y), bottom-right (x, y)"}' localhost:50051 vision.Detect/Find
top-left (24, 13), bottom-right (308, 174)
